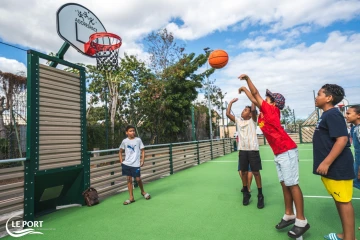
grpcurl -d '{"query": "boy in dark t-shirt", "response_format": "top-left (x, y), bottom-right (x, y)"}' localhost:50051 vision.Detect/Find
top-left (313, 84), bottom-right (355, 240)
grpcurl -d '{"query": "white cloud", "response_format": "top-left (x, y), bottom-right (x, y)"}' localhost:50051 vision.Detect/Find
top-left (0, 57), bottom-right (26, 74)
top-left (215, 31), bottom-right (360, 118)
top-left (272, 0), bottom-right (360, 30)
top-left (239, 36), bottom-right (287, 50)
top-left (1, 0), bottom-right (360, 59)
top-left (0, 0), bottom-right (360, 120)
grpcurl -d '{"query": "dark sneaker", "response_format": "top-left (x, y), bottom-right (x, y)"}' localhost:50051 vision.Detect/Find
top-left (287, 223), bottom-right (310, 239)
top-left (257, 194), bottom-right (264, 209)
top-left (243, 192), bottom-right (251, 205)
top-left (275, 218), bottom-right (295, 229)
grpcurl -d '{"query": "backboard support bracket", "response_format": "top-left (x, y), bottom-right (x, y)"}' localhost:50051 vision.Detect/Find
top-left (49, 42), bottom-right (70, 68)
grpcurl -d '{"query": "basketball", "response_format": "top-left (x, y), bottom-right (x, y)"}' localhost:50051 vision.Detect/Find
top-left (208, 50), bottom-right (228, 69)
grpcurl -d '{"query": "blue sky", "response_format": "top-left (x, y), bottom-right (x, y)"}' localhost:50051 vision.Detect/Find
top-left (0, 0), bottom-right (360, 119)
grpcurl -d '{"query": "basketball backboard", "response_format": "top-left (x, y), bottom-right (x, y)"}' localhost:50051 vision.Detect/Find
top-left (56, 3), bottom-right (107, 57)
top-left (336, 98), bottom-right (349, 117)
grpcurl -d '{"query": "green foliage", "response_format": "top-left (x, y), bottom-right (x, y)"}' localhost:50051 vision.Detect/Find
top-left (137, 51), bottom-right (212, 143)
top-left (145, 28), bottom-right (185, 77)
top-left (70, 28), bottom-right (221, 147)
top-left (281, 106), bottom-right (295, 125)
top-left (87, 106), bottom-right (106, 125)
top-left (0, 138), bottom-right (8, 155)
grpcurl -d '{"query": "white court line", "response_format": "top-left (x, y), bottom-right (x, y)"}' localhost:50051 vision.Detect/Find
top-left (260, 148), bottom-right (313, 151)
top-left (210, 159), bottom-right (313, 162)
top-left (304, 195), bottom-right (360, 200)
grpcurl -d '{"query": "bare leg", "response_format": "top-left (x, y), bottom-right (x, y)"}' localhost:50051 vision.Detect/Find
top-left (135, 177), bottom-right (146, 195)
top-left (127, 176), bottom-right (134, 200)
top-left (288, 184), bottom-right (305, 220)
top-left (334, 200), bottom-right (355, 240)
top-left (240, 171), bottom-right (249, 189)
top-left (248, 172), bottom-right (253, 191)
top-left (252, 171), bottom-right (262, 188)
top-left (280, 182), bottom-right (294, 216)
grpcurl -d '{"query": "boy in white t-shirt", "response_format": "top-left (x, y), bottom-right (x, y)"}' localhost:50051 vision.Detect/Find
top-left (119, 125), bottom-right (151, 205)
top-left (226, 98), bottom-right (264, 209)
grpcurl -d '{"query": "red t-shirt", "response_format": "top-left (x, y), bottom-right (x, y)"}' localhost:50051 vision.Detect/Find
top-left (258, 101), bottom-right (297, 155)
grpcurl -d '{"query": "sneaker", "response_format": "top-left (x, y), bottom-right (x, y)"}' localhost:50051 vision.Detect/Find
top-left (275, 218), bottom-right (295, 229)
top-left (243, 192), bottom-right (251, 205)
top-left (287, 223), bottom-right (310, 239)
top-left (257, 194), bottom-right (264, 209)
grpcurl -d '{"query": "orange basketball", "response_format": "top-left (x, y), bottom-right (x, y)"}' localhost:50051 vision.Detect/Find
top-left (208, 50), bottom-right (228, 69)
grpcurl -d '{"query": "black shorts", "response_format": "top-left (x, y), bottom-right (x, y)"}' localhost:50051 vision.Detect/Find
top-left (122, 164), bottom-right (141, 178)
top-left (238, 150), bottom-right (262, 172)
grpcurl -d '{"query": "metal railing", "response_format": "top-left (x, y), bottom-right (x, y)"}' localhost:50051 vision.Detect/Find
top-left (88, 138), bottom-right (235, 199)
top-left (0, 157), bottom-right (27, 234)
top-left (0, 138), bottom-right (236, 235)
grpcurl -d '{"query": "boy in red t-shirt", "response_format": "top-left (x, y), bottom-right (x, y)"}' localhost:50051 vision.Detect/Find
top-left (238, 74), bottom-right (310, 239)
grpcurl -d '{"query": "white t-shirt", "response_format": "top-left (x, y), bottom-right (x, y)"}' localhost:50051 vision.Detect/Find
top-left (119, 137), bottom-right (145, 167)
top-left (235, 117), bottom-right (259, 151)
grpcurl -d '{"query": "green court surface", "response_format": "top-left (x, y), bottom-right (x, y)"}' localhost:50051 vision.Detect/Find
top-left (6, 144), bottom-right (360, 240)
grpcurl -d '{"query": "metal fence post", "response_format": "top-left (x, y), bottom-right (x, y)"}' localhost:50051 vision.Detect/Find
top-left (222, 139), bottom-right (226, 155)
top-left (169, 144), bottom-right (173, 174)
top-left (299, 124), bottom-right (303, 144)
top-left (84, 152), bottom-right (91, 190)
top-left (210, 140), bottom-right (213, 160)
top-left (196, 141), bottom-right (200, 165)
top-left (24, 51), bottom-right (39, 222)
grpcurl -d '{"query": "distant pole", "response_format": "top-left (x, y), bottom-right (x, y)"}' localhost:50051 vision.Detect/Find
top-left (191, 105), bottom-right (196, 141)
top-left (221, 98), bottom-right (225, 138)
top-left (105, 85), bottom-right (109, 149)
top-left (314, 90), bottom-right (319, 119)
top-left (225, 101), bottom-right (229, 138)
top-left (313, 90), bottom-right (316, 110)
top-left (204, 47), bottom-right (213, 140)
top-left (293, 109), bottom-right (296, 132)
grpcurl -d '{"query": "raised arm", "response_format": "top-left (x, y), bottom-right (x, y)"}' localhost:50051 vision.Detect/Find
top-left (239, 86), bottom-right (260, 109)
top-left (238, 74), bottom-right (263, 108)
top-left (226, 98), bottom-right (237, 123)
top-left (251, 103), bottom-right (257, 122)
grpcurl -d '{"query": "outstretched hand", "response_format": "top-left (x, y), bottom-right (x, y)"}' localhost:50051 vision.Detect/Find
top-left (230, 98), bottom-right (238, 103)
top-left (238, 86), bottom-right (248, 94)
top-left (238, 74), bottom-right (249, 81)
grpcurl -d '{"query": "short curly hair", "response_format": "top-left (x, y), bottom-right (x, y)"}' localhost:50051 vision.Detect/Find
top-left (321, 84), bottom-right (345, 106)
top-left (349, 105), bottom-right (360, 114)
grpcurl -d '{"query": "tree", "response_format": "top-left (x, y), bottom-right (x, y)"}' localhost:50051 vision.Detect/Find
top-left (137, 53), bottom-right (210, 143)
top-left (207, 85), bottom-right (227, 137)
top-left (159, 53), bottom-right (207, 142)
top-left (281, 106), bottom-right (295, 125)
top-left (0, 71), bottom-right (26, 139)
top-left (193, 102), bottom-right (210, 140)
top-left (143, 28), bottom-right (215, 143)
top-left (84, 54), bottom-right (151, 146)
top-left (87, 106), bottom-right (106, 125)
top-left (145, 28), bottom-right (185, 77)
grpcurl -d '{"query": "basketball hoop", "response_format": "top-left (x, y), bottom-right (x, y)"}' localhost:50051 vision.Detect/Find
top-left (84, 32), bottom-right (122, 72)
top-left (337, 104), bottom-right (346, 117)
top-left (337, 104), bottom-right (345, 112)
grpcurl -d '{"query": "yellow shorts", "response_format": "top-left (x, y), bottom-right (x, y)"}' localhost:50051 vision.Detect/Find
top-left (321, 176), bottom-right (353, 202)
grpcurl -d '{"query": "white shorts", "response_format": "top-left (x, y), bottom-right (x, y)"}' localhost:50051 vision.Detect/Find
top-left (274, 148), bottom-right (299, 186)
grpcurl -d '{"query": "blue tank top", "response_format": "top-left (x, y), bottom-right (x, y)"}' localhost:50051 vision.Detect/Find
top-left (352, 125), bottom-right (360, 156)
